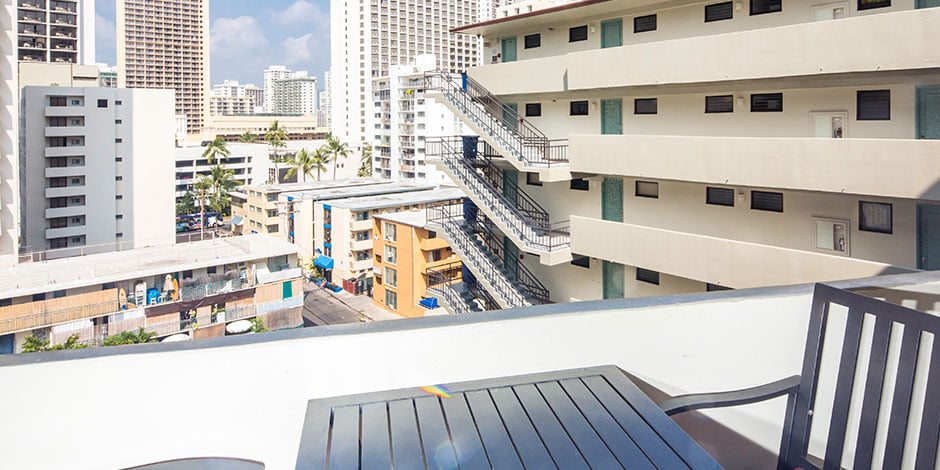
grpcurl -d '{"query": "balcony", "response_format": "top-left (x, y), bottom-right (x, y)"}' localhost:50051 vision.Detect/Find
top-left (570, 216), bottom-right (907, 289)
top-left (570, 135), bottom-right (940, 201)
top-left (44, 206), bottom-right (84, 219)
top-left (44, 166), bottom-right (85, 179)
top-left (350, 218), bottom-right (371, 231)
top-left (44, 225), bottom-right (85, 240)
top-left (349, 238), bottom-right (372, 251)
top-left (3, 270), bottom-right (939, 469)
top-left (44, 185), bottom-right (84, 199)
top-left (44, 126), bottom-right (85, 137)
top-left (350, 259), bottom-right (373, 272)
top-left (44, 105), bottom-right (84, 116)
top-left (470, 9), bottom-right (940, 96)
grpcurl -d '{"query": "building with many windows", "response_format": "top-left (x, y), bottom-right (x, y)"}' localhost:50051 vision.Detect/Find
top-left (263, 65), bottom-right (291, 114)
top-left (117, 0), bottom-right (209, 135)
top-left (15, 0), bottom-right (95, 64)
top-left (272, 72), bottom-right (318, 115)
top-left (174, 142), bottom-right (270, 199)
top-left (419, 0), bottom-right (939, 313)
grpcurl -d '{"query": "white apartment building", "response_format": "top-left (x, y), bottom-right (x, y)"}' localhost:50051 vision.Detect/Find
top-left (329, 0), bottom-right (494, 153)
top-left (419, 0), bottom-right (940, 313)
top-left (208, 95), bottom-right (254, 116)
top-left (174, 142), bottom-right (270, 199)
top-left (117, 0), bottom-right (209, 135)
top-left (272, 73), bottom-right (318, 115)
top-left (244, 83), bottom-right (263, 113)
top-left (263, 65), bottom-right (291, 113)
top-left (20, 86), bottom-right (175, 256)
top-left (16, 0), bottom-right (94, 64)
top-left (1, 2), bottom-right (20, 266)
top-left (372, 56), bottom-right (465, 184)
top-left (97, 64), bottom-right (116, 87)
top-left (319, 70), bottom-right (331, 128)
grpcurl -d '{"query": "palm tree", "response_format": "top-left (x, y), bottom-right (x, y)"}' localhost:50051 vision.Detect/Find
top-left (264, 121), bottom-right (289, 183)
top-left (193, 177), bottom-right (213, 239)
top-left (208, 164), bottom-right (241, 215)
top-left (357, 142), bottom-right (373, 177)
top-left (237, 131), bottom-right (258, 143)
top-left (324, 134), bottom-right (350, 180)
top-left (201, 136), bottom-right (231, 164)
top-left (287, 148), bottom-right (329, 183)
top-left (312, 148), bottom-right (330, 181)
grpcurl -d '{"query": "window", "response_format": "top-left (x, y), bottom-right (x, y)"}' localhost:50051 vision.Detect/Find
top-left (570, 178), bottom-right (590, 191)
top-left (355, 230), bottom-right (370, 241)
top-left (207, 266), bottom-right (217, 274)
top-left (385, 289), bottom-right (398, 309)
top-left (115, 195), bottom-right (123, 200)
top-left (97, 99), bottom-right (108, 108)
top-left (115, 138), bottom-right (123, 143)
top-left (634, 14), bottom-right (657, 33)
top-left (859, 201), bottom-right (892, 233)
top-left (354, 211), bottom-right (370, 221)
top-left (858, 0), bottom-right (890, 8)
top-left (751, 191), bottom-right (784, 212)
top-left (750, 93), bottom-right (783, 112)
top-left (427, 230), bottom-right (437, 239)
top-left (525, 103), bottom-right (542, 117)
top-left (53, 290), bottom-right (66, 299)
top-left (634, 98), bottom-right (658, 115)
top-left (115, 176), bottom-right (123, 181)
top-left (635, 181), bottom-right (659, 198)
top-left (115, 233), bottom-right (123, 238)
top-left (0, 299), bottom-right (11, 307)
top-left (706, 187), bottom-right (735, 206)
top-left (526, 172), bottom-right (542, 186)
top-left (570, 100), bottom-right (589, 116)
top-left (569, 25), bottom-right (588, 42)
top-left (32, 293), bottom-right (46, 302)
top-left (384, 245), bottom-right (397, 264)
top-left (705, 2), bottom-right (734, 21)
top-left (571, 255), bottom-right (590, 268)
top-left (183, 270), bottom-right (193, 279)
top-left (115, 119), bottom-right (122, 124)
top-left (115, 100), bottom-right (122, 105)
top-left (524, 33), bottom-right (541, 49)
top-left (115, 214), bottom-right (123, 220)
top-left (857, 90), bottom-right (890, 121)
top-left (751, 0), bottom-right (782, 14)
top-left (385, 267), bottom-right (397, 287)
top-left (636, 268), bottom-right (660, 285)
top-left (815, 218), bottom-right (850, 253)
top-left (383, 222), bottom-right (396, 241)
top-left (705, 95), bottom-right (734, 113)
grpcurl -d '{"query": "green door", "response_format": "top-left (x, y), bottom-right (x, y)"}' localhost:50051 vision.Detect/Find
top-left (282, 280), bottom-right (293, 299)
top-left (601, 99), bottom-right (623, 135)
top-left (501, 37), bottom-right (517, 62)
top-left (503, 102), bottom-right (518, 132)
top-left (602, 177), bottom-right (624, 222)
top-left (917, 0), bottom-right (940, 8)
top-left (503, 236), bottom-right (519, 281)
top-left (603, 261), bottom-right (625, 299)
top-left (918, 205), bottom-right (940, 270)
top-left (601, 19), bottom-right (623, 48)
top-left (917, 87), bottom-right (940, 139)
top-left (502, 169), bottom-right (518, 208)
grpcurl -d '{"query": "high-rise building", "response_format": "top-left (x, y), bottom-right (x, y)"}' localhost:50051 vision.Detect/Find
top-left (15, 0), bottom-right (95, 64)
top-left (421, 0), bottom-right (940, 313)
top-left (244, 84), bottom-right (263, 112)
top-left (319, 71), bottom-right (331, 128)
top-left (262, 65), bottom-right (290, 113)
top-left (273, 73), bottom-right (318, 115)
top-left (1, 1), bottom-right (20, 266)
top-left (117, 0), bottom-right (209, 135)
top-left (210, 80), bottom-right (260, 116)
top-left (329, 0), bottom-right (499, 152)
top-left (97, 64), bottom-right (117, 88)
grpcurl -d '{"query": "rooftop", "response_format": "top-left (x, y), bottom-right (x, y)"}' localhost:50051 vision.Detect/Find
top-left (373, 209), bottom-right (429, 228)
top-left (0, 235), bottom-right (299, 300)
top-left (453, 0), bottom-right (656, 37)
top-left (325, 187), bottom-right (465, 211)
top-left (281, 182), bottom-right (436, 202)
top-left (250, 178), bottom-right (389, 193)
top-left (2, 271), bottom-right (938, 469)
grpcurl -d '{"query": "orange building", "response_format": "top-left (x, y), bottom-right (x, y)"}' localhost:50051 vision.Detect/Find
top-left (372, 211), bottom-right (460, 318)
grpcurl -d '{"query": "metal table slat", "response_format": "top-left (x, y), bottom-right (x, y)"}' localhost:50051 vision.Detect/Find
top-left (581, 375), bottom-right (690, 469)
top-left (440, 392), bottom-right (491, 470)
top-left (536, 380), bottom-right (623, 469)
top-left (560, 378), bottom-right (656, 470)
top-left (489, 386), bottom-right (558, 469)
top-left (414, 396), bottom-right (459, 469)
top-left (327, 405), bottom-right (360, 470)
top-left (512, 383), bottom-right (590, 470)
top-left (360, 402), bottom-right (392, 470)
top-left (388, 399), bottom-right (426, 469)
top-left (295, 401), bottom-right (333, 469)
top-left (465, 389), bottom-right (525, 469)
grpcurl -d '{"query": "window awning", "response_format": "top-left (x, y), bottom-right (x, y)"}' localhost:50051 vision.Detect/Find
top-left (314, 255), bottom-right (334, 270)
top-left (230, 215), bottom-right (244, 226)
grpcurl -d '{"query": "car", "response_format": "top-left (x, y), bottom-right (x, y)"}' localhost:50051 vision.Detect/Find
top-left (176, 222), bottom-right (190, 233)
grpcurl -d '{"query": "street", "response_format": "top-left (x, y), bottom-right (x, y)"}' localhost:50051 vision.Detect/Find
top-left (302, 281), bottom-right (401, 326)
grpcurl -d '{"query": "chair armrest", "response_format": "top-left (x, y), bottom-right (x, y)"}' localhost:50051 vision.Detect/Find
top-left (659, 375), bottom-right (801, 416)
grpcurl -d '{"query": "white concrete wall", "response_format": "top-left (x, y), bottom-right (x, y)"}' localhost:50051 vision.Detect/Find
top-left (0, 0), bottom-right (18, 265)
top-left (127, 89), bottom-right (175, 248)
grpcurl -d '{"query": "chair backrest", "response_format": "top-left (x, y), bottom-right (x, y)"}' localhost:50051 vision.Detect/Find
top-left (784, 284), bottom-right (940, 469)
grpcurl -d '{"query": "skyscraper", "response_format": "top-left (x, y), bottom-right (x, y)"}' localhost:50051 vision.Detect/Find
top-left (273, 73), bottom-right (317, 115)
top-left (116, 0), bottom-right (209, 135)
top-left (262, 65), bottom-right (291, 113)
top-left (330, 0), bottom-right (501, 150)
top-left (15, 0), bottom-right (95, 64)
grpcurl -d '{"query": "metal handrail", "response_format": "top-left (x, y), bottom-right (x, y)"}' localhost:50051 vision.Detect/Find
top-left (426, 200), bottom-right (550, 307)
top-left (423, 72), bottom-right (568, 166)
top-left (429, 137), bottom-right (571, 252)
top-left (470, 214), bottom-right (551, 305)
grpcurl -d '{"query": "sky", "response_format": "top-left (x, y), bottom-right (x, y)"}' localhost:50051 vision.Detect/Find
top-left (95, 0), bottom-right (331, 88)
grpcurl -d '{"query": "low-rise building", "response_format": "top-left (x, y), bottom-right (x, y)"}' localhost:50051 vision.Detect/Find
top-left (372, 210), bottom-right (460, 318)
top-left (0, 235), bottom-right (304, 354)
top-left (174, 142), bottom-right (270, 199)
top-left (205, 114), bottom-right (326, 142)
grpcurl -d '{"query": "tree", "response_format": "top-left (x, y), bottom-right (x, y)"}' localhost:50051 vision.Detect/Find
top-left (21, 334), bottom-right (88, 353)
top-left (193, 176), bottom-right (213, 239)
top-left (208, 164), bottom-right (241, 215)
top-left (265, 121), bottom-right (289, 183)
top-left (237, 131), bottom-right (258, 143)
top-left (324, 134), bottom-right (351, 180)
top-left (357, 142), bottom-right (373, 177)
top-left (176, 191), bottom-right (196, 216)
top-left (201, 136), bottom-right (231, 164)
top-left (103, 327), bottom-right (156, 346)
top-left (249, 317), bottom-right (269, 333)
top-left (287, 148), bottom-right (328, 183)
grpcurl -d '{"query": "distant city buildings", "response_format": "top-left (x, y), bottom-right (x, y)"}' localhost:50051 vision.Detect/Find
top-left (262, 65), bottom-right (291, 114)
top-left (96, 64), bottom-right (116, 87)
top-left (319, 71), bottom-right (331, 128)
top-left (174, 142), bottom-right (271, 199)
top-left (15, 0), bottom-right (95, 64)
top-left (117, 0), bottom-right (209, 135)
top-left (272, 72), bottom-right (318, 115)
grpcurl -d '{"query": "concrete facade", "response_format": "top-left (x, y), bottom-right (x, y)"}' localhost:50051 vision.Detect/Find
top-left (174, 142), bottom-right (270, 198)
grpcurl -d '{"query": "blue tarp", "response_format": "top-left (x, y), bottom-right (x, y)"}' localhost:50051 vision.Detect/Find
top-left (230, 215), bottom-right (244, 226)
top-left (419, 297), bottom-right (439, 309)
top-left (314, 255), bottom-right (334, 269)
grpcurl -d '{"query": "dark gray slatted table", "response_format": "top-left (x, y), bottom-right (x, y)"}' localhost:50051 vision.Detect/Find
top-left (296, 365), bottom-right (722, 469)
